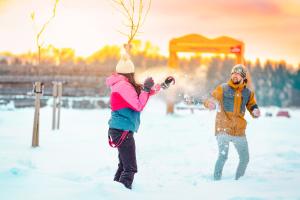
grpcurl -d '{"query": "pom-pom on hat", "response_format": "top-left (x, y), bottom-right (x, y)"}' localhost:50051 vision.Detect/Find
top-left (115, 46), bottom-right (135, 74)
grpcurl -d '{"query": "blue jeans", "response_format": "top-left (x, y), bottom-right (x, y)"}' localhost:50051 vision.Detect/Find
top-left (214, 133), bottom-right (249, 180)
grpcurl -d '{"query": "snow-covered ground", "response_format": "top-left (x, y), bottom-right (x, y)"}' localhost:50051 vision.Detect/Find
top-left (0, 97), bottom-right (300, 200)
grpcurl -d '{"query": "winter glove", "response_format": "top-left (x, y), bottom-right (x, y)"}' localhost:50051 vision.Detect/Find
top-left (143, 77), bottom-right (154, 92)
top-left (161, 76), bottom-right (175, 89)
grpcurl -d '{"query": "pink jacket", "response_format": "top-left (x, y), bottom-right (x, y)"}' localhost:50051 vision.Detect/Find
top-left (106, 73), bottom-right (160, 111)
top-left (106, 73), bottom-right (160, 132)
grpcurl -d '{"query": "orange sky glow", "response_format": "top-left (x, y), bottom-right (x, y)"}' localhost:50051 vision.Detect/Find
top-left (0, 0), bottom-right (299, 67)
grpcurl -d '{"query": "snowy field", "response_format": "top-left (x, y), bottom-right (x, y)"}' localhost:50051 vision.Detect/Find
top-left (0, 97), bottom-right (300, 200)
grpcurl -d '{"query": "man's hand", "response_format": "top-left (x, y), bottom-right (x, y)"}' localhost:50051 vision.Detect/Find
top-left (252, 108), bottom-right (261, 118)
top-left (207, 100), bottom-right (216, 110)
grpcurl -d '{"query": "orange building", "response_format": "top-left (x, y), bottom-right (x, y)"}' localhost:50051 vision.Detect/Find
top-left (167, 34), bottom-right (246, 114)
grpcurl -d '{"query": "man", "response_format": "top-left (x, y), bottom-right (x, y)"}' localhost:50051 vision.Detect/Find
top-left (204, 64), bottom-right (260, 180)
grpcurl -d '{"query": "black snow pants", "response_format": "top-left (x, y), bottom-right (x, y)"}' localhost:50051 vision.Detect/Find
top-left (108, 128), bottom-right (137, 189)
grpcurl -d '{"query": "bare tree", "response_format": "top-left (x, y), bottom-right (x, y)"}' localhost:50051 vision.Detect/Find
top-left (112, 0), bottom-right (151, 47)
top-left (31, 0), bottom-right (60, 65)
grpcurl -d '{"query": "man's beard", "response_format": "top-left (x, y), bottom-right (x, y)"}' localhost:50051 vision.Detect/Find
top-left (232, 78), bottom-right (242, 85)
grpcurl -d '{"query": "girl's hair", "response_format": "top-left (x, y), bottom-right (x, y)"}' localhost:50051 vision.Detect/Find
top-left (118, 73), bottom-right (142, 95)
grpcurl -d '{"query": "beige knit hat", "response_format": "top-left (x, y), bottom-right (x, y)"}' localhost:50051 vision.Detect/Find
top-left (231, 64), bottom-right (247, 79)
top-left (115, 46), bottom-right (135, 74)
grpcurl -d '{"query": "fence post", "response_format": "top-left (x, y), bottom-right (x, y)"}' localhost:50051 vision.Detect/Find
top-left (52, 82), bottom-right (58, 130)
top-left (32, 82), bottom-right (44, 147)
top-left (57, 82), bottom-right (63, 129)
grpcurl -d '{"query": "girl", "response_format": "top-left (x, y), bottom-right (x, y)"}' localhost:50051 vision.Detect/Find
top-left (106, 47), bottom-right (159, 189)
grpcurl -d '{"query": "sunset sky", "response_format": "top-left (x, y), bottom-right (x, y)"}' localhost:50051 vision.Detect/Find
top-left (0, 0), bottom-right (299, 66)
